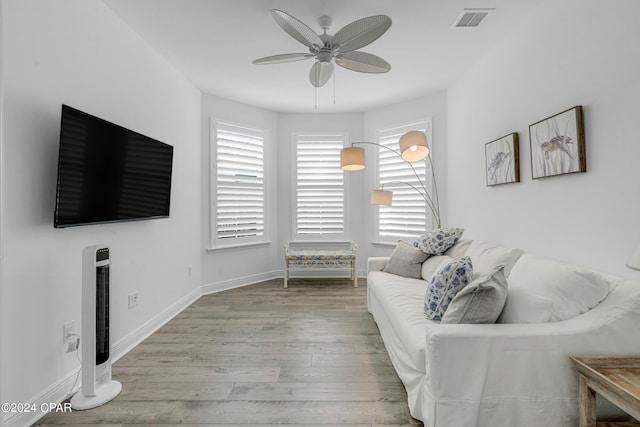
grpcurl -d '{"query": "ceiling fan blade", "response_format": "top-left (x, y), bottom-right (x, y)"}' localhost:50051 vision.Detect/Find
top-left (270, 9), bottom-right (323, 49)
top-left (309, 61), bottom-right (334, 87)
top-left (332, 15), bottom-right (392, 53)
top-left (336, 51), bottom-right (391, 73)
top-left (253, 53), bottom-right (313, 65)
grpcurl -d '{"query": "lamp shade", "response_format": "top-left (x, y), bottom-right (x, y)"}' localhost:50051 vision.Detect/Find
top-left (628, 244), bottom-right (640, 270)
top-left (370, 189), bottom-right (392, 206)
top-left (340, 146), bottom-right (366, 171)
top-left (399, 131), bottom-right (429, 162)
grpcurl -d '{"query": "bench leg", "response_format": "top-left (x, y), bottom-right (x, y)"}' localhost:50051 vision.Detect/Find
top-left (284, 260), bottom-right (288, 288)
top-left (353, 259), bottom-right (357, 287)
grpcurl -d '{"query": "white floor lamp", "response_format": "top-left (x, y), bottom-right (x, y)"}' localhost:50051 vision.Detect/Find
top-left (340, 130), bottom-right (441, 228)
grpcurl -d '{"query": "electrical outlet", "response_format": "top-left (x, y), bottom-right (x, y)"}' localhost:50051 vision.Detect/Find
top-left (128, 292), bottom-right (139, 309)
top-left (63, 321), bottom-right (76, 344)
top-left (66, 337), bottom-right (79, 353)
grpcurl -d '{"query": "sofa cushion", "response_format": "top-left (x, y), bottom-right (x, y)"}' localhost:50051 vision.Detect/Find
top-left (421, 255), bottom-right (454, 281)
top-left (367, 270), bottom-right (438, 371)
top-left (465, 240), bottom-right (524, 277)
top-left (507, 253), bottom-right (611, 321)
top-left (441, 266), bottom-right (508, 324)
top-left (383, 240), bottom-right (430, 279)
top-left (414, 227), bottom-right (464, 255)
top-left (424, 256), bottom-right (474, 320)
top-left (497, 285), bottom-right (554, 323)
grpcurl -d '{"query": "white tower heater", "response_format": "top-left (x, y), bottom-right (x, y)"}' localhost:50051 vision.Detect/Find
top-left (71, 245), bottom-right (122, 410)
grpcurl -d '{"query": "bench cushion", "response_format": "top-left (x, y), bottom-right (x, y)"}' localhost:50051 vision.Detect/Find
top-left (286, 249), bottom-right (355, 260)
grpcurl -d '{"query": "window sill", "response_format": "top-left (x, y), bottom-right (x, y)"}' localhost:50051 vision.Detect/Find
top-left (207, 240), bottom-right (271, 253)
top-left (371, 241), bottom-right (398, 248)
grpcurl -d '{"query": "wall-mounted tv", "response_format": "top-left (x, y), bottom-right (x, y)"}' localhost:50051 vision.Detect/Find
top-left (54, 105), bottom-right (174, 228)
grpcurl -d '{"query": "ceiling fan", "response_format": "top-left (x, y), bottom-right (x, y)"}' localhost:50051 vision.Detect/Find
top-left (253, 9), bottom-right (392, 88)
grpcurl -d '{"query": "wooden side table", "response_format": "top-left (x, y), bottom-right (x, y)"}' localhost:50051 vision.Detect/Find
top-left (571, 356), bottom-right (640, 427)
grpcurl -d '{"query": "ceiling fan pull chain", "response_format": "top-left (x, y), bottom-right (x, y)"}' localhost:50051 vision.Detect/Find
top-left (333, 69), bottom-right (336, 104)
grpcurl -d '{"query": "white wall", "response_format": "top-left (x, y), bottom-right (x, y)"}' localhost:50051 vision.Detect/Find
top-left (447, 0), bottom-right (640, 277)
top-left (200, 94), bottom-right (280, 291)
top-left (363, 92), bottom-right (448, 258)
top-left (1, 0), bottom-right (201, 424)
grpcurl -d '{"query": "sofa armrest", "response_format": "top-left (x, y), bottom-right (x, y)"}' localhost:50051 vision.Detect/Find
top-left (424, 281), bottom-right (640, 403)
top-left (367, 257), bottom-right (389, 273)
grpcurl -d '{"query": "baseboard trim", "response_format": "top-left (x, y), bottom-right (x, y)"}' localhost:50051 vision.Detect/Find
top-left (110, 286), bottom-right (203, 363)
top-left (8, 286), bottom-right (202, 427)
top-left (201, 269), bottom-right (368, 296)
top-left (201, 270), bottom-right (280, 295)
top-left (3, 368), bottom-right (80, 427)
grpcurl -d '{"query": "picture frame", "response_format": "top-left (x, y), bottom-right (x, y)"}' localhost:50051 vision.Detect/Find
top-left (529, 106), bottom-right (586, 179)
top-left (485, 132), bottom-right (520, 186)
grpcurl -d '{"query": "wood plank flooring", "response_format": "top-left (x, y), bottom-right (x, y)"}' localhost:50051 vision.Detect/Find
top-left (35, 278), bottom-right (422, 426)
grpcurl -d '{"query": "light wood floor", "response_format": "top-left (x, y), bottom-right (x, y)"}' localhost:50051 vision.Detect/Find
top-left (36, 278), bottom-right (422, 426)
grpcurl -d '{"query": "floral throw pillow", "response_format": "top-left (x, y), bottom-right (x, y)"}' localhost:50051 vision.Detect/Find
top-left (414, 227), bottom-right (464, 255)
top-left (424, 256), bottom-right (474, 320)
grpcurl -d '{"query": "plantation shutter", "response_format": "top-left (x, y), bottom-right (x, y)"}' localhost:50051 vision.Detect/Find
top-left (214, 122), bottom-right (264, 242)
top-left (377, 121), bottom-right (433, 240)
top-left (295, 133), bottom-right (345, 236)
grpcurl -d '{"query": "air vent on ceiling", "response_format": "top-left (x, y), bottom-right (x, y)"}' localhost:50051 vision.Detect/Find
top-left (452, 8), bottom-right (495, 28)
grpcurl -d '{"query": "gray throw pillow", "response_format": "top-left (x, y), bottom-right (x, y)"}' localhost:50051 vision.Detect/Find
top-left (441, 266), bottom-right (508, 324)
top-left (383, 240), bottom-right (430, 279)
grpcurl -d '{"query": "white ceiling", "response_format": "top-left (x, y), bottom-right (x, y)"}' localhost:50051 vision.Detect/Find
top-left (103, 0), bottom-right (543, 113)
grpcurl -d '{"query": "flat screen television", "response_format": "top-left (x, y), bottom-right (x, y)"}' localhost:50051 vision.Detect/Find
top-left (54, 105), bottom-right (174, 228)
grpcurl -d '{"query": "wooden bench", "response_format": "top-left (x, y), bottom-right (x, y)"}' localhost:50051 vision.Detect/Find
top-left (283, 241), bottom-right (358, 288)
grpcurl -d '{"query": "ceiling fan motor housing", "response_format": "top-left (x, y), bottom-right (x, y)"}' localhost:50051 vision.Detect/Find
top-left (317, 50), bottom-right (333, 64)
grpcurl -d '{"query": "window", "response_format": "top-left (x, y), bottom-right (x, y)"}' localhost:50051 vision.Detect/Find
top-left (211, 120), bottom-right (265, 246)
top-left (376, 120), bottom-right (434, 242)
top-left (294, 133), bottom-right (346, 238)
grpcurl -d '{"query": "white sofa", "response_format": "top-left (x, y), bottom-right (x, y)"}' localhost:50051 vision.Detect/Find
top-left (367, 239), bottom-right (640, 427)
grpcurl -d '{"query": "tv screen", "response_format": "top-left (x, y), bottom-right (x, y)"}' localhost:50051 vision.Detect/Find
top-left (54, 105), bottom-right (174, 228)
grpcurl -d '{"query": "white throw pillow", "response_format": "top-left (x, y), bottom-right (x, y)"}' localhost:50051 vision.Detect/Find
top-left (421, 255), bottom-right (454, 281)
top-left (497, 285), bottom-right (554, 323)
top-left (507, 253), bottom-right (611, 322)
top-left (465, 240), bottom-right (524, 277)
top-left (445, 239), bottom-right (473, 259)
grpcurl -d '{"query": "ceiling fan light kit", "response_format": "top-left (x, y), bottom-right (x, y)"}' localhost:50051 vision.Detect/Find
top-left (253, 9), bottom-right (392, 89)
